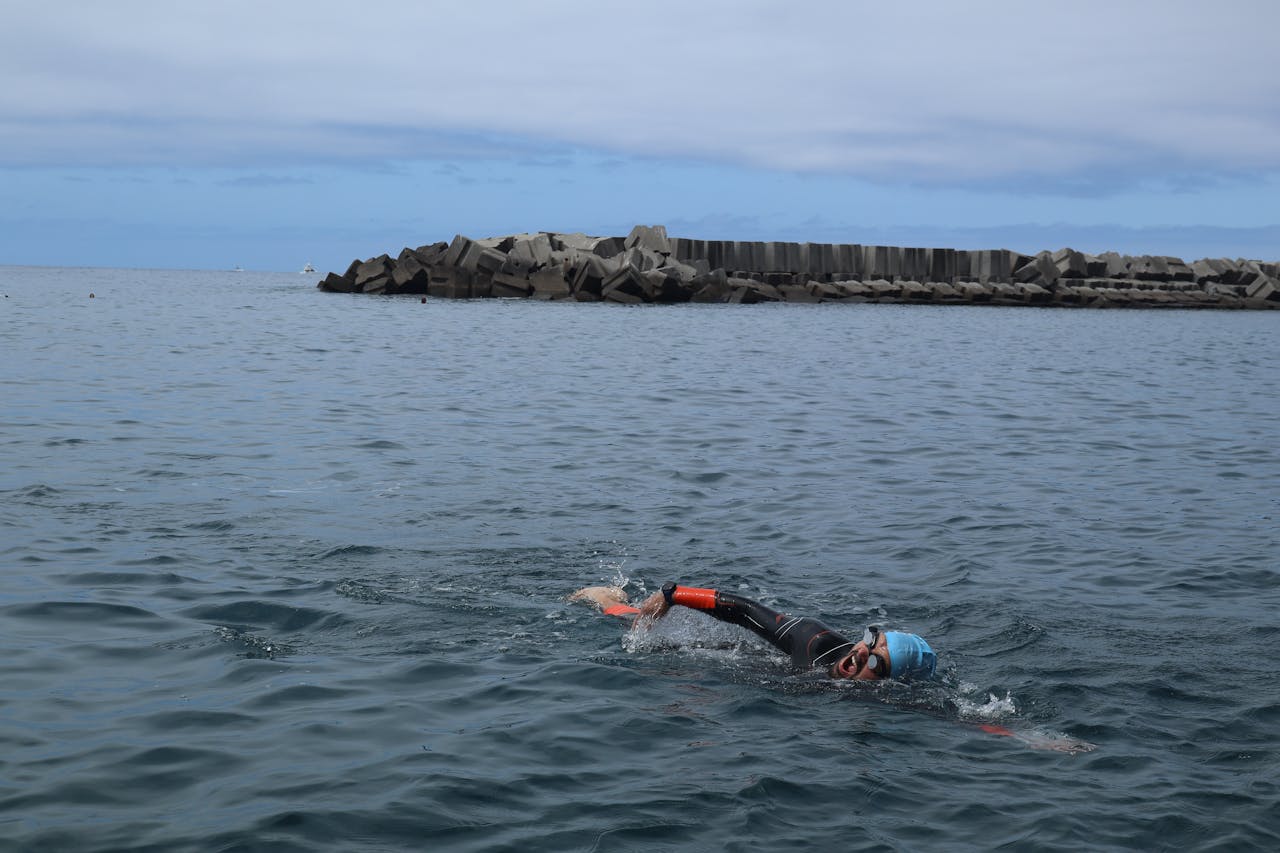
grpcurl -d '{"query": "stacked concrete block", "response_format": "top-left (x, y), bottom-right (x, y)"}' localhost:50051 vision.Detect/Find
top-left (529, 265), bottom-right (573, 300)
top-left (926, 248), bottom-right (956, 284)
top-left (625, 224), bottom-right (671, 254)
top-left (318, 224), bottom-right (1278, 309)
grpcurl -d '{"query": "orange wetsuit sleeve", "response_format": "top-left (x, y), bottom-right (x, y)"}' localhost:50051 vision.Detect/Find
top-left (665, 583), bottom-right (718, 610)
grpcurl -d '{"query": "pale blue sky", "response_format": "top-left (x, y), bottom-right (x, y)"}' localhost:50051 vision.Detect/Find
top-left (2, 0), bottom-right (1277, 271)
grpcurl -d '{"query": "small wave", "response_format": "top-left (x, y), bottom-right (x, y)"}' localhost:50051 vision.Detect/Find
top-left (9, 483), bottom-right (61, 500)
top-left (213, 626), bottom-right (295, 658)
top-left (316, 544), bottom-right (383, 560)
top-left (2, 600), bottom-right (168, 630)
top-left (188, 600), bottom-right (340, 633)
top-left (185, 519), bottom-right (236, 532)
top-left (355, 439), bottom-right (407, 450)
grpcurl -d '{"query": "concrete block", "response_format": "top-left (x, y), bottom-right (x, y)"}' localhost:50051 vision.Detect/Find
top-left (835, 243), bottom-right (860, 276)
top-left (620, 246), bottom-right (662, 272)
top-left (927, 248), bottom-right (956, 283)
top-left (354, 255), bottom-right (392, 287)
top-left (624, 224), bottom-right (671, 254)
top-left (591, 236), bottom-right (626, 258)
top-left (475, 247), bottom-right (507, 275)
top-left (1015, 253), bottom-right (1061, 286)
top-left (1053, 249), bottom-right (1089, 278)
top-left (413, 242), bottom-right (450, 265)
top-left (779, 284), bottom-right (821, 303)
top-left (553, 232), bottom-right (597, 252)
top-left (529, 265), bottom-right (573, 300)
top-left (1246, 277), bottom-right (1278, 301)
top-left (490, 271), bottom-right (532, 298)
top-left (691, 271), bottom-right (732, 303)
top-left (428, 267), bottom-right (472, 299)
top-left (602, 266), bottom-right (650, 302)
top-left (319, 272), bottom-right (357, 293)
top-left (902, 248), bottom-right (928, 282)
top-left (391, 260), bottom-right (431, 294)
top-left (1190, 259), bottom-right (1223, 282)
top-left (900, 280), bottom-right (932, 301)
top-left (572, 255), bottom-right (616, 298)
top-left (954, 281), bottom-right (992, 302)
top-left (444, 235), bottom-right (478, 268)
top-left (866, 279), bottom-right (901, 299)
top-left (360, 275), bottom-right (390, 295)
top-left (645, 269), bottom-right (693, 303)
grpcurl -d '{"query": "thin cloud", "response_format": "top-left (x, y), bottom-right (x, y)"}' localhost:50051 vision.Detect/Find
top-left (216, 174), bottom-right (313, 188)
top-left (1, 0), bottom-right (1278, 194)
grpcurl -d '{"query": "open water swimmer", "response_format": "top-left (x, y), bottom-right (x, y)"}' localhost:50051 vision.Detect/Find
top-left (571, 582), bottom-right (936, 682)
top-left (570, 582), bottom-right (1095, 753)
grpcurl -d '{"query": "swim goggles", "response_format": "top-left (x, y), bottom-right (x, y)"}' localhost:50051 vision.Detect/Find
top-left (863, 627), bottom-right (890, 676)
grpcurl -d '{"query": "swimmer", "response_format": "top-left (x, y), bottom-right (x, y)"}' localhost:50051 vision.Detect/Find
top-left (570, 582), bottom-right (936, 682)
top-left (571, 582), bottom-right (1096, 753)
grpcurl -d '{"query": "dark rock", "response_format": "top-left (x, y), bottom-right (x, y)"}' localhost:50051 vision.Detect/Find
top-left (391, 259), bottom-right (431, 294)
top-left (319, 272), bottom-right (357, 293)
top-left (354, 255), bottom-right (393, 288)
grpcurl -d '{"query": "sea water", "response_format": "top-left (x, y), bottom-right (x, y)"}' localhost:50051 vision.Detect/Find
top-left (1, 266), bottom-right (1277, 851)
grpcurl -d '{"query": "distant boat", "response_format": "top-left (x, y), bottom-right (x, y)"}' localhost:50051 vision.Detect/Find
top-left (302, 263), bottom-right (315, 274)
top-left (233, 265), bottom-right (244, 273)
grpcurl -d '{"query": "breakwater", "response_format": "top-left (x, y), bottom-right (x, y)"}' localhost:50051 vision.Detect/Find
top-left (317, 225), bottom-right (1280, 309)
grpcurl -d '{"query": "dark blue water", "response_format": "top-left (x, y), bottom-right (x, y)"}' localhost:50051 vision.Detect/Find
top-left (2, 266), bottom-right (1277, 851)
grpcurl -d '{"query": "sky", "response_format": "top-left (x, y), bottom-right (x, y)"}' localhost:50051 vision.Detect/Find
top-left (2, 0), bottom-right (1278, 272)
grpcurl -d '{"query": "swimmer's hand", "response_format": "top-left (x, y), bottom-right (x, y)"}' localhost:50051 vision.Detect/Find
top-left (634, 591), bottom-right (670, 629)
top-left (568, 586), bottom-right (629, 611)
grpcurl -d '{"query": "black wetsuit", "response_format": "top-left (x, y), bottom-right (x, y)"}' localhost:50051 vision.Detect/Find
top-left (662, 583), bottom-right (855, 672)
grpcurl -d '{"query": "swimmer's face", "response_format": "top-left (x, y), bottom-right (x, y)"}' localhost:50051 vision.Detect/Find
top-left (832, 627), bottom-right (890, 680)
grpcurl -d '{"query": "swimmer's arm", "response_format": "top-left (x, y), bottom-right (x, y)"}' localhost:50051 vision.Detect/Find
top-left (568, 586), bottom-right (640, 617)
top-left (975, 723), bottom-right (1096, 753)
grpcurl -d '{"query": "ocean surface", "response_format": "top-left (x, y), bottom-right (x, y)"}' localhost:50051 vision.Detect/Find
top-left (1, 265), bottom-right (1277, 852)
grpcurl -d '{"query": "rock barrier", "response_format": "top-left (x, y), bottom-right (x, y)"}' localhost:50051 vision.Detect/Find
top-left (317, 225), bottom-right (1280, 309)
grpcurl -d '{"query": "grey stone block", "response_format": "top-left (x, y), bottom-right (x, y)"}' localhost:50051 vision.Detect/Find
top-left (490, 271), bottom-right (532, 298)
top-left (529, 265), bottom-right (573, 300)
top-left (602, 266), bottom-right (649, 302)
top-left (443, 235), bottom-right (477, 268)
top-left (1246, 277), bottom-right (1278, 301)
top-left (927, 248), bottom-right (956, 283)
top-left (572, 255), bottom-right (615, 297)
top-left (427, 267), bottom-right (472, 299)
top-left (391, 260), bottom-right (431, 294)
top-left (319, 272), bottom-right (357, 293)
top-left (354, 255), bottom-right (392, 287)
top-left (619, 247), bottom-right (662, 272)
top-left (475, 247), bottom-right (507, 275)
top-left (624, 224), bottom-right (671, 254)
top-left (1053, 249), bottom-right (1089, 279)
top-left (591, 236), bottom-right (626, 258)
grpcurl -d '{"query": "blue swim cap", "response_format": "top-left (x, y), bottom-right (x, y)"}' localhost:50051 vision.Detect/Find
top-left (883, 631), bottom-right (937, 680)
